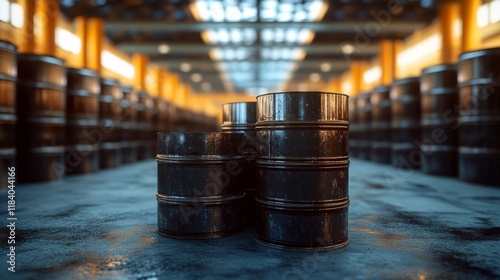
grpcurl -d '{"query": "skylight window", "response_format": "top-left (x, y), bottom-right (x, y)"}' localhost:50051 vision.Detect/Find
top-left (192, 0), bottom-right (328, 93)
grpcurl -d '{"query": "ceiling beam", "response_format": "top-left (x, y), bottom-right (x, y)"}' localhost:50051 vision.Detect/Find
top-left (105, 20), bottom-right (426, 33)
top-left (120, 43), bottom-right (379, 55)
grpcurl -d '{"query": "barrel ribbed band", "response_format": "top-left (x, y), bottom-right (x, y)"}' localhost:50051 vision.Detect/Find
top-left (256, 197), bottom-right (349, 211)
top-left (156, 193), bottom-right (245, 204)
top-left (256, 159), bottom-right (349, 169)
top-left (157, 154), bottom-right (245, 163)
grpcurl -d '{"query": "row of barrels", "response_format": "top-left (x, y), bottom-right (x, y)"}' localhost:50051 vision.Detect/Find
top-left (157, 92), bottom-right (349, 250)
top-left (350, 47), bottom-right (500, 186)
top-left (0, 40), bottom-right (218, 186)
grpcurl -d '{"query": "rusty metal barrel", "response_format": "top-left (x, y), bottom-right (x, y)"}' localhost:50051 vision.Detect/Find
top-left (222, 102), bottom-right (257, 225)
top-left (356, 92), bottom-right (372, 160)
top-left (99, 78), bottom-right (122, 168)
top-left (0, 40), bottom-right (16, 187)
top-left (458, 47), bottom-right (500, 185)
top-left (157, 132), bottom-right (245, 239)
top-left (370, 85), bottom-right (392, 163)
top-left (65, 68), bottom-right (100, 174)
top-left (348, 96), bottom-right (358, 157)
top-left (136, 91), bottom-right (154, 160)
top-left (16, 54), bottom-right (66, 182)
top-left (256, 91), bottom-right (349, 250)
top-left (391, 77), bottom-right (421, 169)
top-left (420, 64), bottom-right (459, 176)
top-left (121, 86), bottom-right (138, 163)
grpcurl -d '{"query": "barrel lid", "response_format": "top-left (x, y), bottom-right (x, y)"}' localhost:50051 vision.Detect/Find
top-left (459, 47), bottom-right (500, 61)
top-left (157, 132), bottom-right (244, 157)
top-left (392, 76), bottom-right (420, 85)
top-left (421, 64), bottom-right (457, 75)
top-left (257, 90), bottom-right (348, 98)
top-left (67, 67), bottom-right (99, 78)
top-left (0, 40), bottom-right (17, 52)
top-left (121, 85), bottom-right (134, 93)
top-left (17, 53), bottom-right (65, 66)
top-left (222, 101), bottom-right (257, 125)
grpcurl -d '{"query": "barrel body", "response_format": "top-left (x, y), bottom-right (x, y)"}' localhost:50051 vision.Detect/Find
top-left (65, 68), bottom-right (100, 174)
top-left (370, 85), bottom-right (392, 163)
top-left (0, 41), bottom-right (16, 187)
top-left (121, 86), bottom-right (138, 163)
top-left (16, 54), bottom-right (66, 183)
top-left (348, 97), bottom-right (358, 157)
top-left (99, 78), bottom-right (122, 168)
top-left (222, 102), bottom-right (257, 225)
top-left (356, 93), bottom-right (372, 160)
top-left (458, 48), bottom-right (500, 185)
top-left (391, 77), bottom-right (421, 169)
top-left (255, 91), bottom-right (349, 250)
top-left (157, 132), bottom-right (245, 239)
top-left (420, 64), bottom-right (458, 176)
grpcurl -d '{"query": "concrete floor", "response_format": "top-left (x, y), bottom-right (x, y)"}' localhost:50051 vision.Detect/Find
top-left (0, 159), bottom-right (499, 280)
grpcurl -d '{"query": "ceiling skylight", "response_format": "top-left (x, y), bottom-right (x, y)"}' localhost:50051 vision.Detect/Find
top-left (191, 0), bottom-right (328, 94)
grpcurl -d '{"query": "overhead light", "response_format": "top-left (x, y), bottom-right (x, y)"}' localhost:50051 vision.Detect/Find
top-left (320, 62), bottom-right (332, 72)
top-left (10, 2), bottom-right (23, 28)
top-left (191, 73), bottom-right (202, 83)
top-left (201, 82), bottom-right (211, 91)
top-left (158, 44), bottom-right (170, 54)
top-left (180, 63), bottom-right (192, 72)
top-left (309, 73), bottom-right (321, 82)
top-left (341, 43), bottom-right (355, 55)
top-left (101, 50), bottom-right (135, 79)
top-left (0, 0), bottom-right (10, 23)
top-left (56, 27), bottom-right (81, 54)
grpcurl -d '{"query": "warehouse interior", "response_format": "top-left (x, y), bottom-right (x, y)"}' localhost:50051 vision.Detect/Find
top-left (0, 0), bottom-right (499, 279)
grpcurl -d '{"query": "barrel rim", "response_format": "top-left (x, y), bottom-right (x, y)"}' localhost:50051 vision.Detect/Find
top-left (372, 85), bottom-right (392, 92)
top-left (421, 63), bottom-right (457, 74)
top-left (17, 53), bottom-right (65, 65)
top-left (459, 47), bottom-right (500, 61)
top-left (67, 67), bottom-right (99, 78)
top-left (100, 77), bottom-right (120, 86)
top-left (0, 73), bottom-right (16, 82)
top-left (0, 40), bottom-right (17, 52)
top-left (391, 76), bottom-right (420, 85)
top-left (256, 91), bottom-right (349, 98)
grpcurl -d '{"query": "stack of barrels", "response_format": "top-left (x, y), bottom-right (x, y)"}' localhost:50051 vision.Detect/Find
top-left (255, 91), bottom-right (349, 250)
top-left (99, 78), bottom-right (123, 168)
top-left (222, 102), bottom-right (257, 224)
top-left (348, 46), bottom-right (499, 186)
top-left (420, 64), bottom-right (458, 176)
top-left (65, 68), bottom-right (100, 174)
top-left (356, 92), bottom-right (372, 160)
top-left (390, 77), bottom-right (421, 170)
top-left (0, 40), bottom-right (17, 187)
top-left (457, 48), bottom-right (500, 185)
top-left (156, 132), bottom-right (245, 239)
top-left (370, 85), bottom-right (392, 163)
top-left (16, 54), bottom-right (66, 183)
top-left (120, 86), bottom-right (138, 163)
top-left (136, 91), bottom-right (154, 159)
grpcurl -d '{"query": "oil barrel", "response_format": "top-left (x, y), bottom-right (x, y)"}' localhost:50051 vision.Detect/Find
top-left (256, 91), bottom-right (349, 250)
top-left (65, 68), bottom-right (100, 174)
top-left (457, 47), bottom-right (500, 185)
top-left (356, 92), bottom-right (372, 160)
top-left (99, 78), bottom-right (122, 168)
top-left (16, 54), bottom-right (66, 182)
top-left (222, 102), bottom-right (258, 225)
top-left (370, 85), bottom-right (392, 163)
top-left (0, 40), bottom-right (16, 187)
top-left (157, 132), bottom-right (245, 239)
top-left (420, 64), bottom-right (458, 176)
top-left (121, 86), bottom-right (138, 163)
top-left (390, 77), bottom-right (421, 169)
top-left (136, 91), bottom-right (154, 160)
